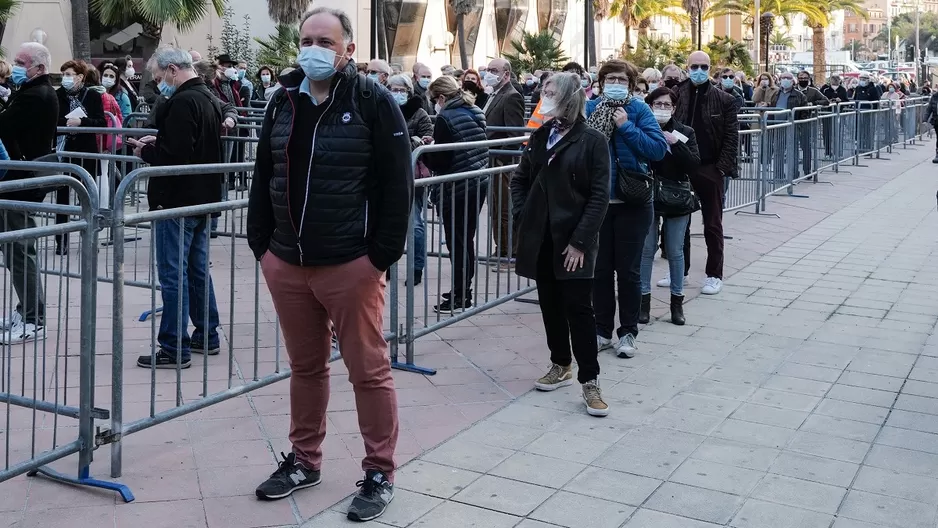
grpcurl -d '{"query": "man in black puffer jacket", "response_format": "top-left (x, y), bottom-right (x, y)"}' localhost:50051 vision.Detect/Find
top-left (246, 7), bottom-right (412, 523)
top-left (0, 41), bottom-right (59, 345)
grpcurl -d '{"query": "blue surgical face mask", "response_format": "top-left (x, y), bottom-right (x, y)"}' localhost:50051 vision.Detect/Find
top-left (418, 77), bottom-right (431, 89)
top-left (298, 45), bottom-right (340, 81)
top-left (368, 73), bottom-right (380, 82)
top-left (61, 76), bottom-right (75, 90)
top-left (238, 69), bottom-right (246, 80)
top-left (648, 82), bottom-right (659, 91)
top-left (392, 92), bottom-right (408, 106)
top-left (11, 65), bottom-right (28, 86)
top-left (603, 83), bottom-right (628, 100)
top-left (721, 78), bottom-right (735, 89)
top-left (859, 79), bottom-right (869, 87)
top-left (158, 80), bottom-right (176, 97)
top-left (689, 69), bottom-right (709, 85)
top-left (780, 79), bottom-right (793, 90)
top-left (525, 79), bottom-right (534, 86)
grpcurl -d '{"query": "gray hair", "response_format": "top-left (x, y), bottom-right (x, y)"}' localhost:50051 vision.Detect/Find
top-left (301, 7), bottom-right (354, 43)
top-left (387, 74), bottom-right (413, 94)
top-left (642, 67), bottom-right (661, 82)
top-left (544, 72), bottom-right (585, 124)
top-left (370, 59), bottom-right (391, 74)
top-left (661, 64), bottom-right (682, 79)
top-left (152, 46), bottom-right (193, 71)
top-left (193, 59), bottom-right (215, 83)
top-left (19, 42), bottom-right (51, 70)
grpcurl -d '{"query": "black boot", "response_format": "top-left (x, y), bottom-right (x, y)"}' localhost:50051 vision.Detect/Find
top-left (933, 153), bottom-right (938, 164)
top-left (639, 294), bottom-right (651, 324)
top-left (670, 294), bottom-right (685, 326)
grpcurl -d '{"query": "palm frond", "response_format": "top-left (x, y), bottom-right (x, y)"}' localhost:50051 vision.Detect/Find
top-left (90, 0), bottom-right (138, 26)
top-left (267, 0), bottom-right (307, 25)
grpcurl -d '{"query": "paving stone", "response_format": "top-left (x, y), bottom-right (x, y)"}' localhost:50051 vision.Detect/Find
top-left (826, 384), bottom-right (897, 408)
top-left (624, 509), bottom-right (723, 527)
top-left (775, 362), bottom-right (844, 383)
top-left (410, 501), bottom-right (521, 528)
top-left (690, 438), bottom-right (781, 472)
top-left (836, 371), bottom-right (904, 392)
top-left (645, 407), bottom-right (725, 436)
top-left (489, 451), bottom-right (586, 489)
top-left (730, 403), bottom-right (810, 429)
top-left (454, 418), bottom-right (544, 450)
top-left (529, 491), bottom-right (635, 528)
top-left (839, 490), bottom-right (937, 528)
top-left (684, 379), bottom-right (757, 401)
top-left (799, 414), bottom-right (881, 442)
top-left (895, 393), bottom-right (938, 416)
top-left (865, 444), bottom-right (938, 477)
top-left (886, 409), bottom-right (938, 435)
top-left (450, 475), bottom-right (553, 516)
top-left (761, 375), bottom-right (832, 397)
top-left (786, 430), bottom-right (870, 463)
top-left (421, 438), bottom-right (515, 473)
top-left (592, 427), bottom-right (703, 479)
top-left (644, 482), bottom-right (744, 525)
top-left (853, 465), bottom-right (938, 505)
top-left (815, 399), bottom-right (889, 425)
top-left (730, 499), bottom-right (833, 528)
top-left (750, 474), bottom-right (846, 514)
top-left (769, 452), bottom-right (859, 487)
top-left (875, 426), bottom-right (938, 456)
top-left (395, 461), bottom-right (483, 499)
top-left (846, 350), bottom-right (916, 378)
top-left (712, 418), bottom-right (797, 449)
top-left (562, 466), bottom-right (661, 506)
top-left (522, 431), bottom-right (612, 465)
top-left (668, 458), bottom-right (764, 496)
top-left (901, 380), bottom-right (938, 399)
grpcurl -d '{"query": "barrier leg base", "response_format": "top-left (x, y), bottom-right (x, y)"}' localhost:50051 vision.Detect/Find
top-left (515, 298), bottom-right (540, 305)
top-left (139, 306), bottom-right (162, 322)
top-left (734, 210), bottom-right (781, 219)
top-left (27, 465), bottom-right (135, 502)
top-left (391, 360), bottom-right (437, 375)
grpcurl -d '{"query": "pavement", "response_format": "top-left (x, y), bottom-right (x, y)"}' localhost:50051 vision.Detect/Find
top-left (2, 139), bottom-right (938, 527)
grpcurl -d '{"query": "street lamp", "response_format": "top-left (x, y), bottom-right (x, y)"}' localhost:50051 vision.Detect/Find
top-left (761, 12), bottom-right (775, 72)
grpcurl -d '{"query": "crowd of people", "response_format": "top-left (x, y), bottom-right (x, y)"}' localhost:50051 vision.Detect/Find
top-left (0, 6), bottom-right (936, 523)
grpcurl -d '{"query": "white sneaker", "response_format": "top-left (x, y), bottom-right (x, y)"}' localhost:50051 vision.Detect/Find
top-left (0, 311), bottom-right (23, 331)
top-left (1, 321), bottom-right (46, 344)
top-left (597, 335), bottom-right (613, 351)
top-left (615, 334), bottom-right (637, 359)
top-left (656, 275), bottom-right (690, 288)
top-left (701, 277), bottom-right (723, 295)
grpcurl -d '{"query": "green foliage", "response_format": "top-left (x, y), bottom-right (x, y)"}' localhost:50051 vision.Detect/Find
top-left (503, 30), bottom-right (570, 74)
top-left (622, 36), bottom-right (693, 69)
top-left (771, 30), bottom-right (795, 49)
top-left (0, 0), bottom-right (19, 57)
top-left (90, 0), bottom-right (225, 35)
top-left (877, 12), bottom-right (938, 52)
top-left (212, 8), bottom-right (256, 71)
top-left (706, 36), bottom-right (754, 76)
top-left (254, 24), bottom-right (300, 70)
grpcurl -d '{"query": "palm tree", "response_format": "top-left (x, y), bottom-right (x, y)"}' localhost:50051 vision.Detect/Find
top-left (634, 0), bottom-right (689, 41)
top-left (254, 24), bottom-right (299, 70)
top-left (609, 0), bottom-right (637, 51)
top-left (266, 0), bottom-right (307, 25)
top-left (91, 0), bottom-right (225, 59)
top-left (706, 35), bottom-right (754, 73)
top-left (504, 30), bottom-right (570, 73)
top-left (806, 0), bottom-right (866, 84)
top-left (707, 0), bottom-right (824, 34)
top-left (0, 0), bottom-right (19, 57)
top-left (72, 0), bottom-right (91, 61)
top-left (682, 0), bottom-right (708, 49)
top-left (770, 30), bottom-right (795, 49)
top-left (451, 0), bottom-right (474, 69)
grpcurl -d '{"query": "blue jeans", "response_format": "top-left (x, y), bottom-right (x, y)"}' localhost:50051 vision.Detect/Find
top-left (641, 214), bottom-right (690, 296)
top-left (413, 188), bottom-right (426, 272)
top-left (154, 216), bottom-right (220, 361)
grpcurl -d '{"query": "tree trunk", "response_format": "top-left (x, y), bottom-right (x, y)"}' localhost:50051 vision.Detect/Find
top-left (376, 0), bottom-right (388, 60)
top-left (690, 12), bottom-right (699, 49)
top-left (812, 24), bottom-right (825, 85)
top-left (456, 14), bottom-right (468, 69)
top-left (71, 0), bottom-right (91, 61)
top-left (624, 24), bottom-right (632, 53)
top-left (638, 18), bottom-right (650, 41)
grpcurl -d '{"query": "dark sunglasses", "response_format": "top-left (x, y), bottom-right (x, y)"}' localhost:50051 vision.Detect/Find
top-left (689, 64), bottom-right (710, 71)
top-left (720, 75), bottom-right (734, 80)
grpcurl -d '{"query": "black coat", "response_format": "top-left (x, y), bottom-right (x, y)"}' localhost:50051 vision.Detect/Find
top-left (139, 77), bottom-right (224, 210)
top-left (424, 97), bottom-right (489, 199)
top-left (648, 119), bottom-right (700, 183)
top-left (56, 86), bottom-right (106, 176)
top-left (511, 120), bottom-right (610, 281)
top-left (246, 63), bottom-right (413, 271)
top-left (0, 74), bottom-right (59, 201)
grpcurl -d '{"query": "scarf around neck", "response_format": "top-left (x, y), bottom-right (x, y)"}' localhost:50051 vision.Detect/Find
top-left (586, 95), bottom-right (631, 140)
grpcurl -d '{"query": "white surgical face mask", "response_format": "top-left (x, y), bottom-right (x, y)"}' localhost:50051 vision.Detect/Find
top-left (224, 67), bottom-right (239, 81)
top-left (102, 77), bottom-right (115, 89)
top-left (125, 67), bottom-right (135, 78)
top-left (653, 108), bottom-right (672, 124)
top-left (483, 72), bottom-right (500, 87)
top-left (260, 74), bottom-right (271, 84)
top-left (434, 102), bottom-right (442, 114)
top-left (760, 80), bottom-right (769, 88)
top-left (648, 82), bottom-right (659, 91)
top-left (539, 96), bottom-right (557, 117)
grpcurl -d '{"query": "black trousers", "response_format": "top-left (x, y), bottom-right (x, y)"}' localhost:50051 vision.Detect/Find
top-left (594, 203), bottom-right (653, 339)
top-left (439, 182), bottom-right (488, 299)
top-left (690, 165), bottom-right (725, 280)
top-left (536, 232), bottom-right (599, 383)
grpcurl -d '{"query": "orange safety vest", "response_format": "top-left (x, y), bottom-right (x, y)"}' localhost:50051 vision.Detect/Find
top-left (526, 99), bottom-right (546, 130)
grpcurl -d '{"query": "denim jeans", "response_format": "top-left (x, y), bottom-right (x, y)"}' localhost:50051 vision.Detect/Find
top-left (154, 216), bottom-right (220, 361)
top-left (413, 187), bottom-right (426, 272)
top-left (641, 214), bottom-right (690, 296)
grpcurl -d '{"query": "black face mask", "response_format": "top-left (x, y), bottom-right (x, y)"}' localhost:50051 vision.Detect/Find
top-left (663, 78), bottom-right (679, 89)
top-left (798, 80), bottom-right (810, 88)
top-left (462, 81), bottom-right (480, 94)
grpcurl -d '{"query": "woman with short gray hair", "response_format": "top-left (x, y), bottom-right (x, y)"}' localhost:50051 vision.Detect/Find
top-left (510, 71), bottom-right (612, 417)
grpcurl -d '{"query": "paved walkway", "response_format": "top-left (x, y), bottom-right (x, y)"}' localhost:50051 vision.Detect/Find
top-left (304, 144), bottom-right (938, 528)
top-left (3, 141), bottom-right (937, 527)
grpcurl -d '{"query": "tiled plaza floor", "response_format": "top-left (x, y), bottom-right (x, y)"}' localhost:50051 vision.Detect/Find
top-left (3, 141), bottom-right (938, 527)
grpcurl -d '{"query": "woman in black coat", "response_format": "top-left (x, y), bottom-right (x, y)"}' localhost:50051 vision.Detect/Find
top-left (640, 88), bottom-right (700, 326)
top-left (511, 72), bottom-right (611, 417)
top-left (56, 60), bottom-right (106, 254)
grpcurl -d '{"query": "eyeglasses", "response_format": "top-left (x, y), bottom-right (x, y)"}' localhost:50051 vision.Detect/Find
top-left (389, 88), bottom-right (408, 94)
top-left (720, 75), bottom-right (734, 80)
top-left (651, 102), bottom-right (674, 110)
top-left (605, 75), bottom-right (629, 84)
top-left (689, 64), bottom-right (710, 71)
top-left (485, 68), bottom-right (503, 74)
top-left (367, 70), bottom-right (384, 76)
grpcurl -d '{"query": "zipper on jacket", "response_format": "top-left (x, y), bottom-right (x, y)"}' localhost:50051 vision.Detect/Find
top-left (296, 80), bottom-right (341, 263)
top-left (363, 200), bottom-right (369, 238)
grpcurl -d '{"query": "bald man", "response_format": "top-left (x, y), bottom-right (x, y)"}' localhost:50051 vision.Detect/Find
top-left (482, 57), bottom-right (525, 265)
top-left (671, 50), bottom-right (739, 296)
top-left (367, 59), bottom-right (391, 85)
top-left (412, 62), bottom-right (432, 112)
top-left (188, 49), bottom-right (202, 62)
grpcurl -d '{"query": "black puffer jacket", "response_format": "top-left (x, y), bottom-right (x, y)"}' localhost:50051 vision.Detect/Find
top-left (423, 96), bottom-right (488, 198)
top-left (0, 74), bottom-right (58, 202)
top-left (246, 62), bottom-right (413, 271)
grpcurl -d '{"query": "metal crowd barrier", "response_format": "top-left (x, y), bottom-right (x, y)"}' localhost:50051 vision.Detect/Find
top-left (0, 97), bottom-right (932, 502)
